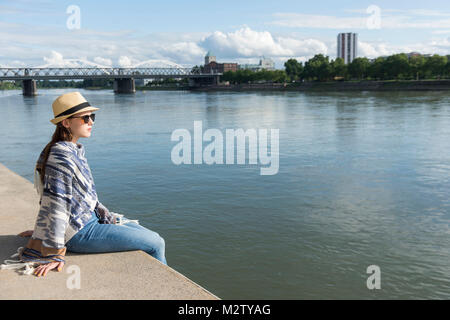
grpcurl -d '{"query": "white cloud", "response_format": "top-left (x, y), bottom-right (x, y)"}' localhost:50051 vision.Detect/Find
top-left (201, 27), bottom-right (288, 56)
top-left (402, 9), bottom-right (450, 17)
top-left (270, 10), bottom-right (450, 30)
top-left (0, 17), bottom-right (448, 70)
top-left (358, 41), bottom-right (391, 58)
top-left (271, 13), bottom-right (366, 29)
top-left (277, 37), bottom-right (328, 56)
top-left (357, 37), bottom-right (450, 58)
top-left (157, 41), bottom-right (205, 64)
top-left (42, 51), bottom-right (67, 67)
top-left (199, 26), bottom-right (328, 64)
top-left (0, 60), bottom-right (27, 68)
top-left (94, 57), bottom-right (113, 67)
top-left (36, 50), bottom-right (114, 68)
top-left (118, 56), bottom-right (133, 67)
top-left (432, 30), bottom-right (450, 34)
top-left (429, 36), bottom-right (450, 50)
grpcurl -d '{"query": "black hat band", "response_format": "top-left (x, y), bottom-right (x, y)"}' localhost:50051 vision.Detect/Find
top-left (55, 102), bottom-right (91, 118)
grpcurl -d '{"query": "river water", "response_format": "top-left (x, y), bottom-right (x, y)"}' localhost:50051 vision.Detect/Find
top-left (1, 88), bottom-right (449, 299)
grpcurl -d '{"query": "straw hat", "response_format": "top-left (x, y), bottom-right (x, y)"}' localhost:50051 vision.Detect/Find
top-left (50, 92), bottom-right (99, 125)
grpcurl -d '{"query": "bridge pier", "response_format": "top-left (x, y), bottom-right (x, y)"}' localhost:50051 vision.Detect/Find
top-left (114, 78), bottom-right (135, 94)
top-left (22, 79), bottom-right (37, 96)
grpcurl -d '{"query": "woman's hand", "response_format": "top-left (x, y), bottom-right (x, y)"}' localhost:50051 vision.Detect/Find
top-left (97, 204), bottom-right (116, 224)
top-left (34, 261), bottom-right (65, 277)
top-left (17, 230), bottom-right (33, 237)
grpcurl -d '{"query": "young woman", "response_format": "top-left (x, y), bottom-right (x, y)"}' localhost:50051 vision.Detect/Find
top-left (13, 92), bottom-right (167, 277)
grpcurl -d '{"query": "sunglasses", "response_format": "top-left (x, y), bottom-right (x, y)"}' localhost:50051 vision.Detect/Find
top-left (69, 113), bottom-right (96, 124)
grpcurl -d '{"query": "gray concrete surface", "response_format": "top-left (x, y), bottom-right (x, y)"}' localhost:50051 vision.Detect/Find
top-left (0, 162), bottom-right (220, 300)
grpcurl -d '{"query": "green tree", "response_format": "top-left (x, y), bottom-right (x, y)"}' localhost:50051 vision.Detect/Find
top-left (445, 60), bottom-right (450, 79)
top-left (81, 78), bottom-right (112, 88)
top-left (222, 69), bottom-right (288, 84)
top-left (330, 58), bottom-right (347, 79)
top-left (384, 54), bottom-right (410, 79)
top-left (303, 54), bottom-right (332, 81)
top-left (284, 59), bottom-right (303, 82)
top-left (271, 70), bottom-right (288, 83)
top-left (191, 65), bottom-right (202, 74)
top-left (0, 81), bottom-right (20, 89)
top-left (348, 57), bottom-right (370, 80)
top-left (424, 54), bottom-right (448, 79)
top-left (409, 55), bottom-right (426, 80)
top-left (368, 57), bottom-right (386, 80)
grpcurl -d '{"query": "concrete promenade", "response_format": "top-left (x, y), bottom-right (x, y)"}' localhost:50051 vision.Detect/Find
top-left (0, 162), bottom-right (219, 300)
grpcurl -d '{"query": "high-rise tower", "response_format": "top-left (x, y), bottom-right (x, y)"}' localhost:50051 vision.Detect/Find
top-left (337, 33), bottom-right (358, 64)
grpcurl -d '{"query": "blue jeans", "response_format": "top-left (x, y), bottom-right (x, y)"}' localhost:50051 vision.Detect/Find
top-left (66, 211), bottom-right (167, 265)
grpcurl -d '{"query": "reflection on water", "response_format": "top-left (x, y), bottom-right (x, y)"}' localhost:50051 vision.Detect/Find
top-left (1, 89), bottom-right (449, 299)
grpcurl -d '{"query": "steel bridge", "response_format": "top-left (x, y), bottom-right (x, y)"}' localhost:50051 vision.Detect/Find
top-left (0, 67), bottom-right (221, 95)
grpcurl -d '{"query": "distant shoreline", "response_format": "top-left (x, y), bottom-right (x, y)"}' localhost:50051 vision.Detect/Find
top-left (2, 79), bottom-right (450, 92)
top-left (189, 80), bottom-right (450, 92)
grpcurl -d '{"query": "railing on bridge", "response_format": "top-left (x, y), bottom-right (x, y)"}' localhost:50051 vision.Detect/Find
top-left (1, 67), bottom-right (221, 95)
top-left (0, 67), bottom-right (217, 80)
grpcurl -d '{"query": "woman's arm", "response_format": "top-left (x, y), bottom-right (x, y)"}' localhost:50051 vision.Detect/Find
top-left (25, 148), bottom-right (74, 276)
top-left (34, 155), bottom-right (73, 249)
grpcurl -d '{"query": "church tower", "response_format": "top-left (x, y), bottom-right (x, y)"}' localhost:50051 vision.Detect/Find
top-left (205, 51), bottom-right (216, 65)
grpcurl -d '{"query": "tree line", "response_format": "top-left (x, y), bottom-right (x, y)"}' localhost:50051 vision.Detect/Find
top-left (221, 69), bottom-right (288, 84)
top-left (0, 79), bottom-right (114, 89)
top-left (284, 53), bottom-right (450, 82)
top-left (201, 53), bottom-right (450, 84)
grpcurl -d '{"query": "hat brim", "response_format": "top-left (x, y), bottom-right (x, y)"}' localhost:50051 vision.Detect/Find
top-left (50, 106), bottom-right (100, 125)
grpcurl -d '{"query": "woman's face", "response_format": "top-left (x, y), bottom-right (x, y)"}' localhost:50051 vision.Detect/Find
top-left (61, 110), bottom-right (94, 139)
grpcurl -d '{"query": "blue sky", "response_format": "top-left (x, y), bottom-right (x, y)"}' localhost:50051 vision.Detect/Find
top-left (1, 0), bottom-right (450, 68)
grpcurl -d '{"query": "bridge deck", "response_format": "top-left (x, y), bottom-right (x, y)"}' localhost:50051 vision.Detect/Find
top-left (0, 68), bottom-right (221, 80)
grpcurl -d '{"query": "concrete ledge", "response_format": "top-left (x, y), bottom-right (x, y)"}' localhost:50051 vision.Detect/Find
top-left (0, 162), bottom-right (219, 300)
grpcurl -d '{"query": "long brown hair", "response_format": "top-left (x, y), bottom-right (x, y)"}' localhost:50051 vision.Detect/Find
top-left (37, 122), bottom-right (73, 185)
